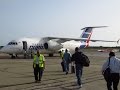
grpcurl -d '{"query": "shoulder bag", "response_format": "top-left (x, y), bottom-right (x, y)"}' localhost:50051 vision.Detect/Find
top-left (103, 57), bottom-right (111, 81)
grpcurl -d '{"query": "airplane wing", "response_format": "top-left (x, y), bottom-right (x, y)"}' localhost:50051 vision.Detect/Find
top-left (45, 37), bottom-right (117, 43)
top-left (44, 26), bottom-right (117, 44)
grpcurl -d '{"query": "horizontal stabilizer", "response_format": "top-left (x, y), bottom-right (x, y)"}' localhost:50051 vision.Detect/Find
top-left (81, 26), bottom-right (108, 30)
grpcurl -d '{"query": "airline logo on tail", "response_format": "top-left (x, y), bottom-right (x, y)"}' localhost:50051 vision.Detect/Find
top-left (80, 26), bottom-right (107, 49)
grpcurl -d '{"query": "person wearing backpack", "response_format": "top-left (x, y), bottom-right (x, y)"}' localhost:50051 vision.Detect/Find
top-left (102, 51), bottom-right (120, 90)
top-left (71, 47), bottom-right (89, 88)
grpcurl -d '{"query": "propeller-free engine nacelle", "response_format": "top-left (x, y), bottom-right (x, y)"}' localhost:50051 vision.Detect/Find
top-left (44, 40), bottom-right (62, 50)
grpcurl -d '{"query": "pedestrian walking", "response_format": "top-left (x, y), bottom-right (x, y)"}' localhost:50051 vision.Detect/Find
top-left (63, 49), bottom-right (71, 74)
top-left (102, 51), bottom-right (120, 90)
top-left (71, 47), bottom-right (89, 88)
top-left (60, 50), bottom-right (65, 72)
top-left (33, 50), bottom-right (45, 83)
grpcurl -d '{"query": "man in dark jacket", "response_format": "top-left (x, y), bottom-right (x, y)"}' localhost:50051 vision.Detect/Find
top-left (71, 47), bottom-right (84, 88)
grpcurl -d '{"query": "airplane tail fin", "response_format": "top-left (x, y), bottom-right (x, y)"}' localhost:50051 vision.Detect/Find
top-left (80, 26), bottom-right (107, 48)
top-left (117, 39), bottom-right (120, 44)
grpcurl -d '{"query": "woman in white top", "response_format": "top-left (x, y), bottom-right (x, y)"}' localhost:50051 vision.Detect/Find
top-left (102, 51), bottom-right (120, 90)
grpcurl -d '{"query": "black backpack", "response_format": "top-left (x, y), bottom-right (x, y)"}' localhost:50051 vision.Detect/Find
top-left (81, 54), bottom-right (90, 67)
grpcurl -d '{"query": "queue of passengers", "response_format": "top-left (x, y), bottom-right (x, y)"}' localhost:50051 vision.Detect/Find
top-left (33, 48), bottom-right (120, 90)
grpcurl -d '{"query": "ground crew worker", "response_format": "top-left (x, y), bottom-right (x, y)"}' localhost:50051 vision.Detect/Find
top-left (60, 50), bottom-right (65, 72)
top-left (60, 50), bottom-right (64, 59)
top-left (33, 50), bottom-right (45, 83)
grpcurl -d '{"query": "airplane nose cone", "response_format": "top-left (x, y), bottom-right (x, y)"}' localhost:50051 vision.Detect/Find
top-left (0, 48), bottom-right (5, 53)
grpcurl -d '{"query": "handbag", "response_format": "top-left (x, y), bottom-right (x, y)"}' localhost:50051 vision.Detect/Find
top-left (103, 57), bottom-right (111, 81)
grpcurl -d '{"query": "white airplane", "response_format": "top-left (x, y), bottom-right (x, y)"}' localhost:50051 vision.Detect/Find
top-left (0, 26), bottom-right (117, 58)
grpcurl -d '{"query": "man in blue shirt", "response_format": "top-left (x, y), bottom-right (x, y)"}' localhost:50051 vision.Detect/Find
top-left (63, 49), bottom-right (71, 75)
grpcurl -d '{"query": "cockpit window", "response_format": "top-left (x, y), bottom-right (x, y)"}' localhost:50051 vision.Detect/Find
top-left (8, 42), bottom-right (18, 45)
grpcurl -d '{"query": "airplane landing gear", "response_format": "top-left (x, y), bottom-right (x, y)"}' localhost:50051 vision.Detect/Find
top-left (49, 53), bottom-right (53, 57)
top-left (11, 54), bottom-right (15, 59)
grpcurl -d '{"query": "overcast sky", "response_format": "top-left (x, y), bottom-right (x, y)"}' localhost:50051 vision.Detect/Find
top-left (0, 0), bottom-right (120, 46)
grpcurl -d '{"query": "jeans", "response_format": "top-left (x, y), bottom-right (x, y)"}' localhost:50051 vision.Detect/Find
top-left (75, 64), bottom-right (83, 85)
top-left (64, 61), bottom-right (69, 73)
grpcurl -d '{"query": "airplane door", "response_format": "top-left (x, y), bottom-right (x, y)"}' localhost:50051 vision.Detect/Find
top-left (22, 41), bottom-right (27, 51)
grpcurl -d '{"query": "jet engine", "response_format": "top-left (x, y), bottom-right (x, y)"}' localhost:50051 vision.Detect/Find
top-left (44, 40), bottom-right (62, 50)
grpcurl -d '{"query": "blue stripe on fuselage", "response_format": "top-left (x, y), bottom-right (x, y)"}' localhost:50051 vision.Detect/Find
top-left (29, 45), bottom-right (44, 50)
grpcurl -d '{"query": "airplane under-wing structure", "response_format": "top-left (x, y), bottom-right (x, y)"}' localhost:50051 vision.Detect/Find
top-left (0, 26), bottom-right (117, 58)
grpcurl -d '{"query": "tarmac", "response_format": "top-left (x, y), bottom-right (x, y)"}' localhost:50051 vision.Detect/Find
top-left (0, 51), bottom-right (120, 90)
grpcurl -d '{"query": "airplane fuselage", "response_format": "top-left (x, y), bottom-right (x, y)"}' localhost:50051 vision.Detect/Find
top-left (0, 38), bottom-right (62, 57)
top-left (0, 26), bottom-right (114, 58)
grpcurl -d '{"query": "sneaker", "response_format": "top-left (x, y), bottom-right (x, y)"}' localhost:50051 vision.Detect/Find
top-left (38, 79), bottom-right (41, 83)
top-left (66, 72), bottom-right (68, 75)
top-left (79, 84), bottom-right (82, 88)
top-left (76, 85), bottom-right (82, 89)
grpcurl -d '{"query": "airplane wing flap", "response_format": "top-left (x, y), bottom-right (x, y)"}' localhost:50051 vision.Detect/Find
top-left (90, 39), bottom-right (117, 42)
